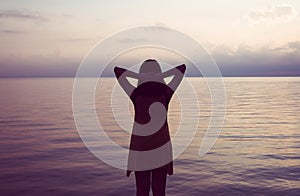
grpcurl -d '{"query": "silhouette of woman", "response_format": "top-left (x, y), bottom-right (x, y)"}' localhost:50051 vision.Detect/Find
top-left (114, 59), bottom-right (186, 196)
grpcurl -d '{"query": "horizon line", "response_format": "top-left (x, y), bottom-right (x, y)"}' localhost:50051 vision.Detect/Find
top-left (0, 75), bottom-right (300, 78)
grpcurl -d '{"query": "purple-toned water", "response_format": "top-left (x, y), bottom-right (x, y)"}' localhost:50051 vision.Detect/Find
top-left (0, 77), bottom-right (299, 195)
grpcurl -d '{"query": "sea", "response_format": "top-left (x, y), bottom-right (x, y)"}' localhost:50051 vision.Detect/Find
top-left (0, 77), bottom-right (299, 195)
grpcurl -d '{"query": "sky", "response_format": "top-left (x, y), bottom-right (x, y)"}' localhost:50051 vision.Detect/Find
top-left (0, 0), bottom-right (300, 77)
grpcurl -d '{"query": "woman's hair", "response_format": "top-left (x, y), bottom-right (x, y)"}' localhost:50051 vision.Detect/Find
top-left (138, 59), bottom-right (165, 86)
top-left (139, 59), bottom-right (162, 74)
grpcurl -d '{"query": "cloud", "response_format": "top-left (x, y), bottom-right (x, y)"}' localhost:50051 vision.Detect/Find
top-left (248, 4), bottom-right (298, 24)
top-left (0, 29), bottom-right (25, 34)
top-left (154, 21), bottom-right (168, 27)
top-left (211, 41), bottom-right (300, 76)
top-left (0, 9), bottom-right (46, 21)
top-left (288, 41), bottom-right (300, 50)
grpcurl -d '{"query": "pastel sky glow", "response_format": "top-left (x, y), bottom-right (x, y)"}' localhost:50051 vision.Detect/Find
top-left (0, 0), bottom-right (300, 76)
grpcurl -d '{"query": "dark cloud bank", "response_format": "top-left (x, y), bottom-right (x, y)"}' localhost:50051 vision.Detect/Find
top-left (0, 41), bottom-right (299, 77)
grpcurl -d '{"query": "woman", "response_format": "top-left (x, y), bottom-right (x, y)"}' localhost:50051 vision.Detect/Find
top-left (114, 59), bottom-right (186, 196)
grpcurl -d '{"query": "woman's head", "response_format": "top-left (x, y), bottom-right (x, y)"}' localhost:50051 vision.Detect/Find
top-left (138, 59), bottom-right (164, 85)
top-left (139, 59), bottom-right (162, 74)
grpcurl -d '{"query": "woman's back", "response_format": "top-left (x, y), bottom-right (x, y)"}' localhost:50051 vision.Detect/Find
top-left (130, 81), bottom-right (174, 151)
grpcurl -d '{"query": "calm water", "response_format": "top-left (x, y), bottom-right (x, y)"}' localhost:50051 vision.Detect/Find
top-left (0, 77), bottom-right (299, 195)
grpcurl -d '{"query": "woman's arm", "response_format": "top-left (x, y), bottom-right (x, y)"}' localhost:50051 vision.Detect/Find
top-left (162, 64), bottom-right (186, 91)
top-left (114, 66), bottom-right (139, 96)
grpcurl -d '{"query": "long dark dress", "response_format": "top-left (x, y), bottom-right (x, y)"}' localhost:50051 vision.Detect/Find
top-left (127, 81), bottom-right (174, 177)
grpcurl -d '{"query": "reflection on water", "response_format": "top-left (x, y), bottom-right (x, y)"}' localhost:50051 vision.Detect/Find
top-left (0, 77), bottom-right (299, 195)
